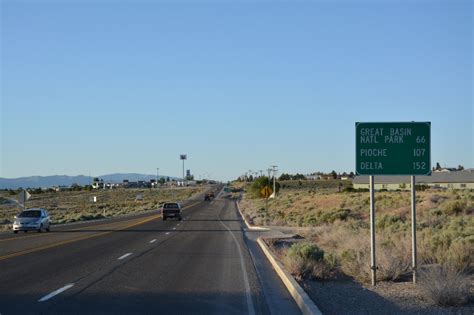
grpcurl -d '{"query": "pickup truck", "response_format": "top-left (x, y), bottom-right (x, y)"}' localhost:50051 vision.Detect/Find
top-left (162, 202), bottom-right (182, 221)
top-left (204, 192), bottom-right (216, 201)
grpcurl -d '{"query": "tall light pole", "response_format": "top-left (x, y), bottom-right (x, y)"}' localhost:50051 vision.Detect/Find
top-left (271, 165), bottom-right (278, 195)
top-left (180, 154), bottom-right (187, 183)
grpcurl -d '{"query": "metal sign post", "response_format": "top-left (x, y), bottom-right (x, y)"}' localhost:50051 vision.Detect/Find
top-left (18, 190), bottom-right (31, 211)
top-left (411, 176), bottom-right (417, 283)
top-left (369, 175), bottom-right (376, 286)
top-left (356, 122), bottom-right (431, 286)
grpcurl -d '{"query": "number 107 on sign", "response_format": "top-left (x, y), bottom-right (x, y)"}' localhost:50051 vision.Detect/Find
top-left (356, 122), bottom-right (431, 176)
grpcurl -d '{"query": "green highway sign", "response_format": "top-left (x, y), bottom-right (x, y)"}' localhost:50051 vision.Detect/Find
top-left (356, 122), bottom-right (431, 175)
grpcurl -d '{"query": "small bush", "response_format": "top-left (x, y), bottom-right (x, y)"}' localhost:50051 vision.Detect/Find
top-left (284, 242), bottom-right (333, 280)
top-left (376, 214), bottom-right (406, 231)
top-left (319, 208), bottom-right (352, 223)
top-left (418, 264), bottom-right (471, 306)
top-left (377, 245), bottom-right (410, 281)
top-left (429, 194), bottom-right (444, 203)
top-left (340, 247), bottom-right (371, 283)
top-left (287, 242), bottom-right (324, 261)
top-left (443, 200), bottom-right (467, 215)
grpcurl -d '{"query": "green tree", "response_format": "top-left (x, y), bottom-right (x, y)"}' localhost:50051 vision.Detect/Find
top-left (331, 170), bottom-right (338, 179)
top-left (250, 176), bottom-right (280, 198)
top-left (279, 173), bottom-right (291, 181)
top-left (292, 173), bottom-right (306, 180)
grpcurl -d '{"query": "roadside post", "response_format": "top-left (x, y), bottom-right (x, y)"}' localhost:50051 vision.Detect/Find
top-left (411, 175), bottom-right (417, 283)
top-left (18, 190), bottom-right (31, 211)
top-left (369, 175), bottom-right (376, 286)
top-left (356, 122), bottom-right (431, 285)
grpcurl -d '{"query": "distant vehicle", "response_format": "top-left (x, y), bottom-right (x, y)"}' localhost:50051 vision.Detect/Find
top-left (12, 208), bottom-right (50, 233)
top-left (162, 203), bottom-right (182, 221)
top-left (204, 192), bottom-right (215, 201)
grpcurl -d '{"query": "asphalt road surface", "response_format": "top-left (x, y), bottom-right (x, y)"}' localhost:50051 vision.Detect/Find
top-left (0, 188), bottom-right (300, 314)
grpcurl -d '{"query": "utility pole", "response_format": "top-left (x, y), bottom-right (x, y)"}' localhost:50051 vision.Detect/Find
top-left (266, 168), bottom-right (272, 212)
top-left (271, 165), bottom-right (278, 196)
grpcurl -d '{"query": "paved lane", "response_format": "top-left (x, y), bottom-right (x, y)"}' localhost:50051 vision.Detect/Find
top-left (0, 193), bottom-right (300, 314)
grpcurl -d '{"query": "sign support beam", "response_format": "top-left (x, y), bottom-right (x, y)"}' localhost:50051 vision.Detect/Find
top-left (411, 176), bottom-right (417, 284)
top-left (369, 175), bottom-right (376, 286)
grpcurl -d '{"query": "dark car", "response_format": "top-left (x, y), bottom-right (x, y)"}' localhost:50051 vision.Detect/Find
top-left (162, 202), bottom-right (182, 221)
top-left (204, 194), bottom-right (211, 201)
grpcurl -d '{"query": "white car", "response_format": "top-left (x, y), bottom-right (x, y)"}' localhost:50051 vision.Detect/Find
top-left (12, 208), bottom-right (51, 233)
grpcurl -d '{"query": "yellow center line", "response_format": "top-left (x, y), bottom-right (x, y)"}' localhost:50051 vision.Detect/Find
top-left (0, 202), bottom-right (200, 243)
top-left (0, 202), bottom-right (200, 262)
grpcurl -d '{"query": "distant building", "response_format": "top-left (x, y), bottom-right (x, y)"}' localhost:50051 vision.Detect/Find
top-left (353, 169), bottom-right (474, 190)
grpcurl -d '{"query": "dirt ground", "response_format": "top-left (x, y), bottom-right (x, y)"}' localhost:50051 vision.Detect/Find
top-left (302, 276), bottom-right (473, 315)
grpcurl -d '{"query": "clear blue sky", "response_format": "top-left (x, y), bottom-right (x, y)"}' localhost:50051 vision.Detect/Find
top-left (1, 0), bottom-right (472, 181)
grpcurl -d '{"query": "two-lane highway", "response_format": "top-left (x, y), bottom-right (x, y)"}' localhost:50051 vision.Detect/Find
top-left (0, 190), bottom-right (300, 314)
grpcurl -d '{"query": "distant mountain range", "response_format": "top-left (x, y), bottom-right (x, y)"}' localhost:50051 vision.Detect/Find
top-left (0, 173), bottom-right (177, 189)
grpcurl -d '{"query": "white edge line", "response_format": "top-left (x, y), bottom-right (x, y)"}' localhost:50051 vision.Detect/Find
top-left (149, 239), bottom-right (157, 243)
top-left (118, 253), bottom-right (132, 260)
top-left (165, 232), bottom-right (170, 235)
top-left (218, 217), bottom-right (255, 315)
top-left (38, 283), bottom-right (74, 302)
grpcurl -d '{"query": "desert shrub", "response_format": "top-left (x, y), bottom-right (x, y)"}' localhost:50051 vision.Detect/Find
top-left (418, 264), bottom-right (471, 306)
top-left (319, 208), bottom-right (352, 223)
top-left (445, 241), bottom-right (473, 272)
top-left (335, 231), bottom-right (410, 283)
top-left (429, 208), bottom-right (443, 216)
top-left (284, 242), bottom-right (333, 280)
top-left (340, 246), bottom-right (371, 283)
top-left (303, 214), bottom-right (318, 226)
top-left (442, 200), bottom-right (467, 215)
top-left (283, 254), bottom-right (312, 280)
top-left (429, 194), bottom-right (445, 203)
top-left (376, 214), bottom-right (407, 231)
top-left (288, 242), bottom-right (324, 261)
top-left (377, 243), bottom-right (410, 281)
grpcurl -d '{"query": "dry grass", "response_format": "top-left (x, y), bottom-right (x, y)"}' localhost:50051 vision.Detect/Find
top-left (418, 264), bottom-right (471, 306)
top-left (236, 180), bottom-right (474, 295)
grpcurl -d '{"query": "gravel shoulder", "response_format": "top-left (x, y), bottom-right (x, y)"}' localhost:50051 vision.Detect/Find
top-left (301, 276), bottom-right (473, 315)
